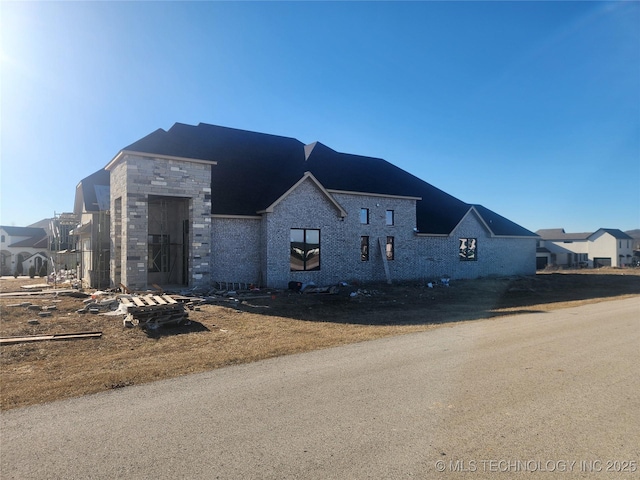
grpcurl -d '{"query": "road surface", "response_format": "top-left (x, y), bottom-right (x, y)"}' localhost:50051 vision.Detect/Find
top-left (2, 297), bottom-right (639, 479)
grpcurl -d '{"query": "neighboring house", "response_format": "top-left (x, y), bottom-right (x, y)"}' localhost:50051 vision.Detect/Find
top-left (536, 228), bottom-right (634, 268)
top-left (0, 226), bottom-right (50, 276)
top-left (72, 169), bottom-right (111, 288)
top-left (88, 122), bottom-right (537, 291)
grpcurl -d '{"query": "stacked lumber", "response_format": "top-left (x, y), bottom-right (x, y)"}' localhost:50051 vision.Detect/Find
top-left (120, 294), bottom-right (188, 329)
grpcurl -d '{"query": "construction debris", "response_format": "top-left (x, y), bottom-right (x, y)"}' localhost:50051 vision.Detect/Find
top-left (119, 294), bottom-right (188, 330)
top-left (0, 331), bottom-right (102, 345)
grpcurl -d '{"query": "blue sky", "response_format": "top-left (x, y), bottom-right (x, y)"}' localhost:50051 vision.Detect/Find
top-left (1, 1), bottom-right (638, 233)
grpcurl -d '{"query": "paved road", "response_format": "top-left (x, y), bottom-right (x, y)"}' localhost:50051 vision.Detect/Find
top-left (2, 297), bottom-right (639, 479)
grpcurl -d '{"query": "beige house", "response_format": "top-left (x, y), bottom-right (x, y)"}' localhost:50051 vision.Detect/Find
top-left (536, 228), bottom-right (634, 269)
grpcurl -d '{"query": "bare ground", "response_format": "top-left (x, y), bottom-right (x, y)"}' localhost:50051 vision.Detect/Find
top-left (1, 269), bottom-right (639, 411)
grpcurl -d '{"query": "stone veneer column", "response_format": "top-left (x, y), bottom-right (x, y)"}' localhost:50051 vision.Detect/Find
top-left (109, 155), bottom-right (212, 290)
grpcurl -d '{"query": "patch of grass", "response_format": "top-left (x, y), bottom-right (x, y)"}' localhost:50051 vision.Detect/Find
top-left (1, 269), bottom-right (639, 410)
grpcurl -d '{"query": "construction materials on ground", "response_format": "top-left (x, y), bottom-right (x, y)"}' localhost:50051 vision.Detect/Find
top-left (119, 294), bottom-right (188, 329)
top-left (0, 331), bottom-right (102, 345)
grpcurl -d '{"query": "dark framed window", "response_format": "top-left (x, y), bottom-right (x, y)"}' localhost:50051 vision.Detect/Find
top-left (361, 236), bottom-right (369, 261)
top-left (459, 238), bottom-right (477, 261)
top-left (290, 229), bottom-right (320, 271)
top-left (386, 236), bottom-right (394, 261)
top-left (148, 234), bottom-right (170, 272)
top-left (385, 210), bottom-right (394, 226)
top-left (360, 208), bottom-right (369, 225)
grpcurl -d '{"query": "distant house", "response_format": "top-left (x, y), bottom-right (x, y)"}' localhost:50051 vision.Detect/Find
top-left (77, 123), bottom-right (537, 290)
top-left (0, 226), bottom-right (50, 276)
top-left (536, 228), bottom-right (634, 269)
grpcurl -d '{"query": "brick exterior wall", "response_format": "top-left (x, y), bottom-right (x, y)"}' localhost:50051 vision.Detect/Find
top-left (110, 160), bottom-right (534, 290)
top-left (109, 155), bottom-right (212, 290)
top-left (262, 178), bottom-right (346, 287)
top-left (412, 211), bottom-right (537, 280)
top-left (210, 217), bottom-right (262, 285)
top-left (207, 179), bottom-right (536, 289)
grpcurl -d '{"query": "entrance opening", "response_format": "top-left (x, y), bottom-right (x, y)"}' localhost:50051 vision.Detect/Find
top-left (148, 196), bottom-right (190, 286)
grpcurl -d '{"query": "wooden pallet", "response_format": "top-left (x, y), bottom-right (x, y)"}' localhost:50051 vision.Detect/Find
top-left (121, 295), bottom-right (187, 329)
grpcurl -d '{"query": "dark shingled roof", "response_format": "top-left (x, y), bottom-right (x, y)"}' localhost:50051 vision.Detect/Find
top-left (537, 228), bottom-right (633, 241)
top-left (0, 226), bottom-right (48, 248)
top-left (75, 169), bottom-right (110, 214)
top-left (471, 204), bottom-right (538, 237)
top-left (116, 123), bottom-right (536, 237)
top-left (589, 228), bottom-right (633, 240)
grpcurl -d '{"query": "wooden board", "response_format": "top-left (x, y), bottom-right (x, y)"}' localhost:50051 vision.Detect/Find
top-left (152, 295), bottom-right (168, 305)
top-left (1, 331), bottom-right (102, 345)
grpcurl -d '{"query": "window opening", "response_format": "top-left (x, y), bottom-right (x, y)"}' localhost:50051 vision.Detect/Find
top-left (361, 236), bottom-right (369, 261)
top-left (459, 238), bottom-right (477, 261)
top-left (386, 236), bottom-right (394, 261)
top-left (290, 229), bottom-right (320, 271)
top-left (386, 210), bottom-right (394, 226)
top-left (360, 208), bottom-right (369, 225)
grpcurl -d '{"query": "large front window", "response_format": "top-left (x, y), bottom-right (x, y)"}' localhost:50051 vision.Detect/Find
top-left (290, 229), bottom-right (320, 271)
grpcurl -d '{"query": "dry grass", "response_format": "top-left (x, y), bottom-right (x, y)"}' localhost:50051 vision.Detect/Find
top-left (2, 269), bottom-right (639, 410)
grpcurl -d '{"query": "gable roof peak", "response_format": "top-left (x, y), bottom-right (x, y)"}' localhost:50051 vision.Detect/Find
top-left (304, 141), bottom-right (335, 161)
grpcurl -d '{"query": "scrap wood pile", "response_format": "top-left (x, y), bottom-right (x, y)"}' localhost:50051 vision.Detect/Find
top-left (77, 288), bottom-right (189, 330)
top-left (119, 294), bottom-right (188, 329)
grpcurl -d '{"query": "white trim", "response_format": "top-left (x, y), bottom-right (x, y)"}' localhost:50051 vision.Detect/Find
top-left (211, 214), bottom-right (262, 220)
top-left (105, 150), bottom-right (218, 171)
top-left (415, 233), bottom-right (450, 237)
top-left (327, 189), bottom-right (421, 201)
top-left (260, 172), bottom-right (348, 217)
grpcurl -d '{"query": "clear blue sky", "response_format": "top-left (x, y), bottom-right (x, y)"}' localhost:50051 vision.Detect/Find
top-left (1, 1), bottom-right (639, 233)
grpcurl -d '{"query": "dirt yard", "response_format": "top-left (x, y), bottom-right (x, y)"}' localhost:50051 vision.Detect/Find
top-left (2, 269), bottom-right (639, 410)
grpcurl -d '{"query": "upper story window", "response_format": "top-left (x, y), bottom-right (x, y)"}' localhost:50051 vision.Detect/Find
top-left (385, 210), bottom-right (394, 226)
top-left (0, 235), bottom-right (4, 243)
top-left (290, 228), bottom-right (320, 271)
top-left (360, 208), bottom-right (369, 225)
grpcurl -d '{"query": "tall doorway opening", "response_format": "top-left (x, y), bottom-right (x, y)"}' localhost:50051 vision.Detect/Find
top-left (148, 196), bottom-right (190, 286)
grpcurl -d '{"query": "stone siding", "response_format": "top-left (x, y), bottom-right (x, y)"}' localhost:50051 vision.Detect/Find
top-left (109, 155), bottom-right (212, 290)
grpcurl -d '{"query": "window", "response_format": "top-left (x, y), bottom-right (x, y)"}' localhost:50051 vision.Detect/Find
top-left (459, 238), bottom-right (477, 261)
top-left (290, 229), bottom-right (320, 271)
top-left (361, 236), bottom-right (369, 261)
top-left (0, 235), bottom-right (4, 243)
top-left (386, 210), bottom-right (394, 226)
top-left (386, 236), bottom-right (394, 261)
top-left (360, 208), bottom-right (369, 224)
top-left (148, 234), bottom-right (170, 272)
